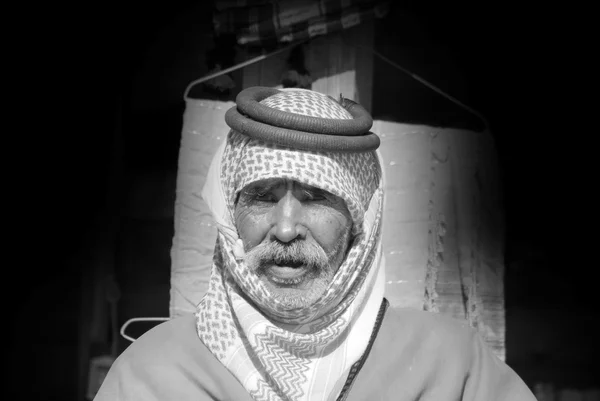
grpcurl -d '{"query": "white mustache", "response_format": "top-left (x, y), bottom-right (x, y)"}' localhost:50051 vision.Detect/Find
top-left (244, 240), bottom-right (329, 272)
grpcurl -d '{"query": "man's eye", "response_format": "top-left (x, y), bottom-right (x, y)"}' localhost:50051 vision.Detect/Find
top-left (254, 192), bottom-right (276, 202)
top-left (302, 190), bottom-right (326, 201)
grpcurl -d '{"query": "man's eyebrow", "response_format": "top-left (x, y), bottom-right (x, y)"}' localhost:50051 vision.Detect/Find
top-left (296, 182), bottom-right (323, 192)
top-left (294, 182), bottom-right (332, 196)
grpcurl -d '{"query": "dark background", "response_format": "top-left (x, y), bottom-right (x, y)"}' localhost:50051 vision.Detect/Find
top-left (9, 1), bottom-right (595, 399)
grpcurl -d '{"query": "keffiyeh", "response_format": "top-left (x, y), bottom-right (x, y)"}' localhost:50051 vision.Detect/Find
top-left (196, 88), bottom-right (386, 401)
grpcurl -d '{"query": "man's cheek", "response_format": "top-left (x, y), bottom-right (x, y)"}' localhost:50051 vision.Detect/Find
top-left (239, 214), bottom-right (269, 248)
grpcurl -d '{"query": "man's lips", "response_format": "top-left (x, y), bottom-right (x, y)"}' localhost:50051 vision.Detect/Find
top-left (265, 264), bottom-right (309, 285)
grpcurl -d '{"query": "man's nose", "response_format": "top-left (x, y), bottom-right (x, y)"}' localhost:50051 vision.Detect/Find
top-left (270, 192), bottom-right (307, 243)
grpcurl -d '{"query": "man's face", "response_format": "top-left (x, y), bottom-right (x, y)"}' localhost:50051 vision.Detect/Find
top-left (234, 178), bottom-right (353, 309)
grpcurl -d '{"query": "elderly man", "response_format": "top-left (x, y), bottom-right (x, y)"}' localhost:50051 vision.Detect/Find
top-left (95, 87), bottom-right (536, 400)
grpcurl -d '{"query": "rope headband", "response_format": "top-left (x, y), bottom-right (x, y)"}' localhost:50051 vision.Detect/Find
top-left (224, 86), bottom-right (380, 152)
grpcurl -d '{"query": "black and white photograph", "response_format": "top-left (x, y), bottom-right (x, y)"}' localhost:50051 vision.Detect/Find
top-left (8, 1), bottom-right (595, 399)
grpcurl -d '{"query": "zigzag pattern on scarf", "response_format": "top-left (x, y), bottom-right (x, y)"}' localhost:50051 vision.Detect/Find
top-left (252, 377), bottom-right (285, 401)
top-left (252, 315), bottom-right (348, 400)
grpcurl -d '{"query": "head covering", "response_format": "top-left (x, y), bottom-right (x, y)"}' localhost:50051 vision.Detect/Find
top-left (196, 88), bottom-right (386, 401)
